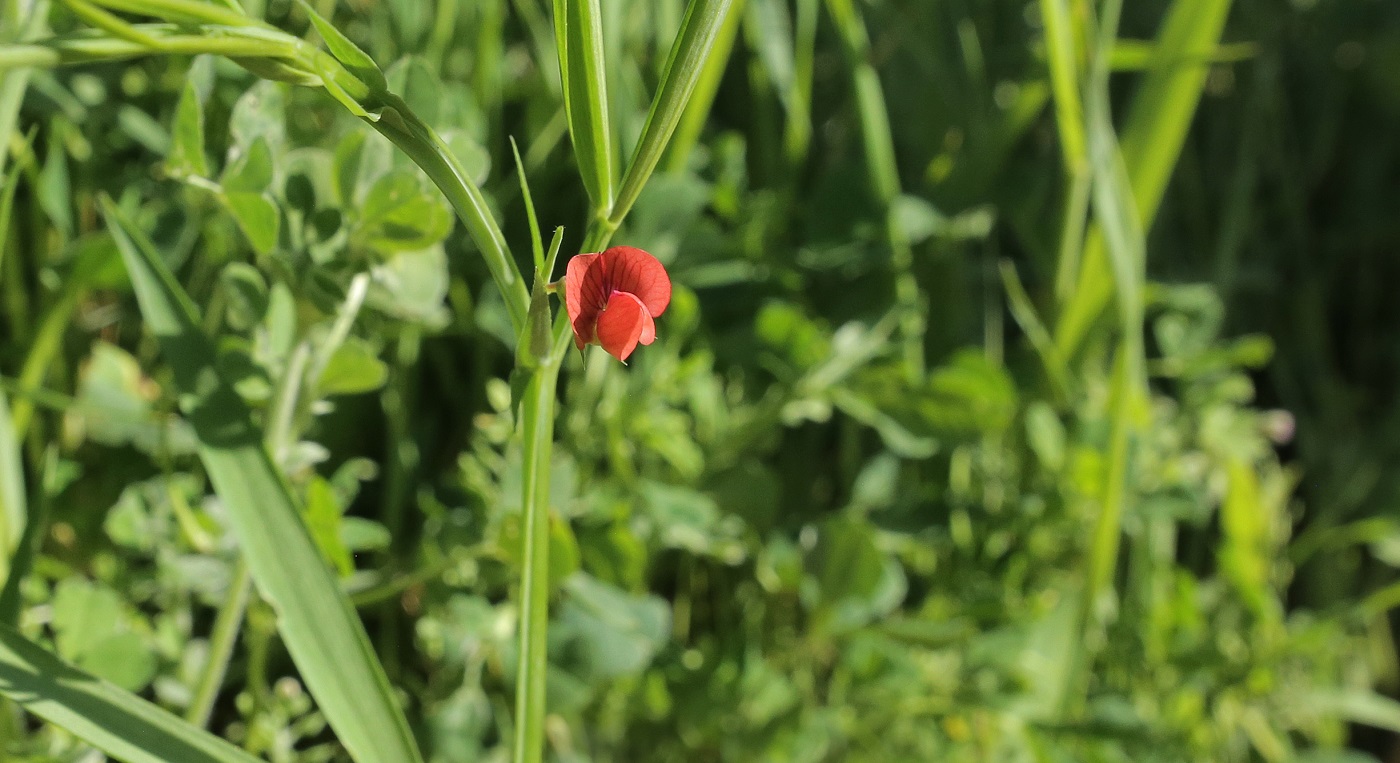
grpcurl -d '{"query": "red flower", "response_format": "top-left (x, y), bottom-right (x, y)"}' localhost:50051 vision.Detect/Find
top-left (565, 246), bottom-right (671, 362)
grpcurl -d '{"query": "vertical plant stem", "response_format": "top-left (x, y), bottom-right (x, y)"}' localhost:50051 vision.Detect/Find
top-left (512, 358), bottom-right (560, 763)
top-left (185, 560), bottom-right (252, 728)
top-left (825, 0), bottom-right (922, 378)
top-left (378, 329), bottom-right (421, 682)
top-left (9, 285), bottom-right (82, 439)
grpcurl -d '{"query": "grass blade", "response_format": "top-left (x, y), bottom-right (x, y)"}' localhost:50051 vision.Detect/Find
top-left (825, 0), bottom-right (922, 376)
top-left (0, 387), bottom-right (23, 587)
top-left (603, 0), bottom-right (740, 244)
top-left (553, 0), bottom-right (614, 213)
top-left (1054, 0), bottom-right (1235, 358)
top-left (102, 197), bottom-right (424, 763)
top-left (0, 623), bottom-right (265, 763)
top-left (661, 0), bottom-right (744, 173)
top-left (1060, 0), bottom-right (1151, 717)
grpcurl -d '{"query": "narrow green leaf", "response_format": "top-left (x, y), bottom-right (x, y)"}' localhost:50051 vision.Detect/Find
top-left (663, 0), bottom-right (745, 172)
top-left (1054, 0), bottom-right (1235, 358)
top-left (511, 136), bottom-right (545, 274)
top-left (0, 444), bottom-right (53, 626)
top-left (609, 0), bottom-right (741, 233)
top-left (0, 386), bottom-right (24, 584)
top-left (826, 0), bottom-right (898, 205)
top-left (101, 198), bottom-right (424, 763)
top-left (553, 0), bottom-right (614, 212)
top-left (0, 623), bottom-right (265, 763)
top-left (1038, 0), bottom-right (1087, 171)
top-left (298, 0), bottom-right (387, 92)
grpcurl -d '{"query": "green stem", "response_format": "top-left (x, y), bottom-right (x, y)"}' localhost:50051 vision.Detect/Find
top-left (185, 559), bottom-right (252, 728)
top-left (511, 357), bottom-right (560, 763)
top-left (10, 285), bottom-right (81, 439)
top-left (369, 100), bottom-right (529, 335)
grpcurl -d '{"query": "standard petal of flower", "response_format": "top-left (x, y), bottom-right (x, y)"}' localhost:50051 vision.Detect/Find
top-left (600, 246), bottom-right (671, 317)
top-left (565, 253), bottom-right (603, 347)
top-left (596, 291), bottom-right (648, 361)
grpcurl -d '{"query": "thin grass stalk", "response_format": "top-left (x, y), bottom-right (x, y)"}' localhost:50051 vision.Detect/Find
top-left (185, 560), bottom-right (251, 728)
top-left (1053, 0), bottom-right (1236, 359)
top-left (825, 0), bottom-right (922, 377)
top-left (1064, 0), bottom-right (1149, 716)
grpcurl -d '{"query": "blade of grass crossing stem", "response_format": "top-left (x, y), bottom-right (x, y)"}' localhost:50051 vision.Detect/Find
top-left (0, 623), bottom-right (265, 763)
top-left (1065, 0), bottom-right (1151, 715)
top-left (1054, 0), bottom-right (1234, 359)
top-left (512, 361), bottom-right (560, 763)
top-left (553, 0), bottom-right (615, 214)
top-left (101, 198), bottom-right (424, 763)
top-left (825, 0), bottom-right (922, 377)
top-left (603, 0), bottom-right (740, 243)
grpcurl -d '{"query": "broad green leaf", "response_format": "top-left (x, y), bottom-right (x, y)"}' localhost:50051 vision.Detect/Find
top-left (306, 476), bottom-right (354, 577)
top-left (554, 574), bottom-right (669, 680)
top-left (318, 337), bottom-right (389, 396)
top-left (218, 262), bottom-right (269, 331)
top-left (0, 623), bottom-right (266, 763)
top-left (102, 198), bottom-right (425, 763)
top-left (366, 245), bottom-right (451, 327)
top-left (221, 137), bottom-right (274, 192)
top-left (71, 341), bottom-right (198, 456)
top-left (356, 170), bottom-right (454, 253)
top-left (222, 191), bottom-right (279, 255)
top-left (229, 81), bottom-right (286, 155)
top-left (804, 515), bottom-right (907, 634)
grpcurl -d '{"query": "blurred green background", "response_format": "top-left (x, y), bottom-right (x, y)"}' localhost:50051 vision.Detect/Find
top-left (3, 0), bottom-right (1400, 760)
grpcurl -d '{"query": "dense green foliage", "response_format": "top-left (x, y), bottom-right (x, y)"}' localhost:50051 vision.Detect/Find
top-left (1, 0), bottom-right (1399, 761)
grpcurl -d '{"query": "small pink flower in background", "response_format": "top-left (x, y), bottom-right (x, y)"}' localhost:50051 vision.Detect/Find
top-left (565, 246), bottom-right (671, 362)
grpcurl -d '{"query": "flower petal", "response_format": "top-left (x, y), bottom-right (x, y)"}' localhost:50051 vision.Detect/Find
top-left (599, 246), bottom-right (671, 317)
top-left (565, 253), bottom-right (603, 348)
top-left (596, 291), bottom-right (648, 361)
